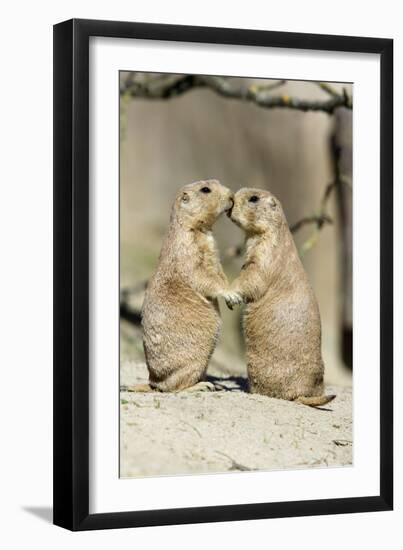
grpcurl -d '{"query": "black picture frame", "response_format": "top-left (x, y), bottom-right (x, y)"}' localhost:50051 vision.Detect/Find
top-left (53, 18), bottom-right (393, 531)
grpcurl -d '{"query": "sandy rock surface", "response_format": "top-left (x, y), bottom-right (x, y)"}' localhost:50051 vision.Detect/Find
top-left (120, 361), bottom-right (352, 478)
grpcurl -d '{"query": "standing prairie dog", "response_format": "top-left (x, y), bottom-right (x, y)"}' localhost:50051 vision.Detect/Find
top-left (132, 179), bottom-right (238, 393)
top-left (227, 188), bottom-right (335, 407)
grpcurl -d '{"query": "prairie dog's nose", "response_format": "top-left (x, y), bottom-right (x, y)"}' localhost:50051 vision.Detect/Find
top-left (226, 194), bottom-right (234, 217)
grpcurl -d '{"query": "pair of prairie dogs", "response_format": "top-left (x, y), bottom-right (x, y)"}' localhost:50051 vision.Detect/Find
top-left (136, 179), bottom-right (335, 407)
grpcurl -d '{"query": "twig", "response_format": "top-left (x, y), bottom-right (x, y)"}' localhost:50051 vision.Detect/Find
top-left (121, 74), bottom-right (352, 114)
top-left (178, 419), bottom-right (202, 439)
top-left (223, 208), bottom-right (335, 262)
top-left (316, 82), bottom-right (340, 98)
top-left (215, 450), bottom-right (256, 472)
top-left (290, 214), bottom-right (333, 233)
top-left (316, 82), bottom-right (352, 109)
top-left (297, 170), bottom-right (351, 256)
top-left (249, 79), bottom-right (287, 93)
top-left (333, 439), bottom-right (352, 447)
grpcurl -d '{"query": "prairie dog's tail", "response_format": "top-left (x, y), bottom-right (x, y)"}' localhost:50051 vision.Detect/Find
top-left (295, 394), bottom-right (336, 407)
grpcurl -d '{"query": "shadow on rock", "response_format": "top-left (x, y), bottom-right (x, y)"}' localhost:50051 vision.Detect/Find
top-left (206, 374), bottom-right (248, 392)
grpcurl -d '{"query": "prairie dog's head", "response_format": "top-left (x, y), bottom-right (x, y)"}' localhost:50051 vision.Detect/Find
top-left (229, 188), bottom-right (286, 235)
top-left (173, 179), bottom-right (234, 230)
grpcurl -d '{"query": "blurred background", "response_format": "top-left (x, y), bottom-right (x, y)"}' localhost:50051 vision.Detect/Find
top-left (119, 73), bottom-right (352, 386)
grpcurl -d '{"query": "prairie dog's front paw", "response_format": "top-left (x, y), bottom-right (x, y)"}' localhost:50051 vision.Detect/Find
top-left (222, 290), bottom-right (243, 310)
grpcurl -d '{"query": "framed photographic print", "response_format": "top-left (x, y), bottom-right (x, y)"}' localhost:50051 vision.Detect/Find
top-left (53, 19), bottom-right (393, 530)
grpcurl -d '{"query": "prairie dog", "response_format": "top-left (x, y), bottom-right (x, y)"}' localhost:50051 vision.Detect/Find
top-left (137, 179), bottom-right (237, 393)
top-left (227, 188), bottom-right (335, 407)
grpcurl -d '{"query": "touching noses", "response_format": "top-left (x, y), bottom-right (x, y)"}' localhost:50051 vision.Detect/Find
top-left (226, 193), bottom-right (235, 217)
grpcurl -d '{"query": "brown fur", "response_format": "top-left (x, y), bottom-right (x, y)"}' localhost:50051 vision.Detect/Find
top-left (138, 180), bottom-right (235, 392)
top-left (227, 187), bottom-right (335, 407)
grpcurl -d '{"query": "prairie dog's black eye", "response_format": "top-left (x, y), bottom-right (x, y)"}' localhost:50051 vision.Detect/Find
top-left (249, 195), bottom-right (259, 203)
top-left (200, 187), bottom-right (211, 194)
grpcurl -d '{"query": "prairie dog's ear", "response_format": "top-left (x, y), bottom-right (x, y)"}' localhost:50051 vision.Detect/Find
top-left (181, 192), bottom-right (190, 204)
top-left (268, 197), bottom-right (277, 209)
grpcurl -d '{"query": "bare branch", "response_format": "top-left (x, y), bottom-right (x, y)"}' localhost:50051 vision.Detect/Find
top-left (298, 180), bottom-right (338, 256)
top-left (290, 214), bottom-right (333, 233)
top-left (248, 79), bottom-right (287, 93)
top-left (315, 82), bottom-right (352, 109)
top-left (316, 82), bottom-right (340, 97)
top-left (121, 74), bottom-right (352, 114)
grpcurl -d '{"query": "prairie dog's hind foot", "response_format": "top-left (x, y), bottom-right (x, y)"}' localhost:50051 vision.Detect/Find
top-left (123, 383), bottom-right (156, 393)
top-left (180, 381), bottom-right (217, 393)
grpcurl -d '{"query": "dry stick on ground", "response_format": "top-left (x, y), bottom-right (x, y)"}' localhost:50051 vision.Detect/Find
top-left (215, 450), bottom-right (256, 472)
top-left (120, 74), bottom-right (352, 114)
